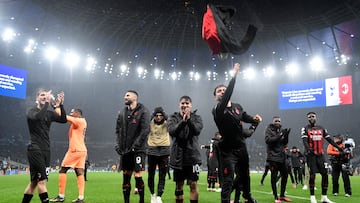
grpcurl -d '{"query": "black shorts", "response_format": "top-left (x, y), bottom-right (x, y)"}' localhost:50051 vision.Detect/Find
top-left (307, 154), bottom-right (327, 174)
top-left (27, 146), bottom-right (50, 182)
top-left (173, 164), bottom-right (200, 182)
top-left (121, 151), bottom-right (146, 172)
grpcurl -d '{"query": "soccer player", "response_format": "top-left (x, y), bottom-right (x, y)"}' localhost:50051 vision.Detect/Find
top-left (168, 95), bottom-right (203, 203)
top-left (290, 146), bottom-right (305, 186)
top-left (21, 89), bottom-right (67, 203)
top-left (265, 116), bottom-right (292, 203)
top-left (50, 108), bottom-right (87, 203)
top-left (301, 112), bottom-right (343, 203)
top-left (147, 107), bottom-right (171, 203)
top-left (212, 63), bottom-right (261, 203)
top-left (201, 132), bottom-right (222, 192)
top-left (115, 90), bottom-right (150, 203)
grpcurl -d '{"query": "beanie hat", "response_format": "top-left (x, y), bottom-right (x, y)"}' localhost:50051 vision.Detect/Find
top-left (153, 107), bottom-right (168, 120)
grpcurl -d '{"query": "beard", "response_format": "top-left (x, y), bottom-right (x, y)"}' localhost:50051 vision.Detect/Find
top-left (309, 120), bottom-right (316, 126)
top-left (125, 100), bottom-right (132, 105)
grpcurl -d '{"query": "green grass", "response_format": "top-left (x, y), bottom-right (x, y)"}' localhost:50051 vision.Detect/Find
top-left (1, 171), bottom-right (359, 202)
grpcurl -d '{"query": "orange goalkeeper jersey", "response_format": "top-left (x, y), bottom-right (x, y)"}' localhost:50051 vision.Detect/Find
top-left (66, 115), bottom-right (87, 152)
top-left (55, 108), bottom-right (87, 151)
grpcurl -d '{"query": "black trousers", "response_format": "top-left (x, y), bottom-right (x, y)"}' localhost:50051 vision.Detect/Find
top-left (268, 161), bottom-right (288, 199)
top-left (147, 155), bottom-right (169, 196)
top-left (293, 167), bottom-right (303, 184)
top-left (331, 163), bottom-right (352, 195)
top-left (220, 148), bottom-right (252, 202)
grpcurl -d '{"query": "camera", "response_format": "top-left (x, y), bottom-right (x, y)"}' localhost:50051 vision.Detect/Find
top-left (341, 138), bottom-right (355, 176)
top-left (342, 162), bottom-right (354, 176)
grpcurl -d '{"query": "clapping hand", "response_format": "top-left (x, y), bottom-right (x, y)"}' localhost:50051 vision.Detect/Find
top-left (182, 107), bottom-right (190, 121)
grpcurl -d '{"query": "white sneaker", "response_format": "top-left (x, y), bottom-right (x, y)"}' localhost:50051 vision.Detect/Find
top-left (345, 193), bottom-right (351, 197)
top-left (156, 196), bottom-right (163, 203)
top-left (310, 195), bottom-right (317, 203)
top-left (215, 188), bottom-right (222, 192)
top-left (321, 195), bottom-right (335, 203)
top-left (303, 184), bottom-right (308, 190)
top-left (151, 194), bottom-right (157, 203)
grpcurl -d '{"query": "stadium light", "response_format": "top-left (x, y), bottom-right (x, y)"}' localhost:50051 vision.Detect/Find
top-left (154, 68), bottom-right (161, 79)
top-left (170, 72), bottom-right (177, 80)
top-left (2, 28), bottom-right (16, 42)
top-left (263, 65), bottom-right (275, 78)
top-left (243, 67), bottom-right (255, 80)
top-left (194, 72), bottom-right (200, 80)
top-left (64, 51), bottom-right (80, 68)
top-left (24, 39), bottom-right (37, 54)
top-left (85, 56), bottom-right (97, 71)
top-left (309, 56), bottom-right (324, 72)
top-left (189, 71), bottom-right (200, 81)
top-left (44, 46), bottom-right (60, 62)
top-left (285, 63), bottom-right (299, 76)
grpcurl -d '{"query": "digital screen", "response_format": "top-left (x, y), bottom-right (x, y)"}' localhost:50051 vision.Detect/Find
top-left (0, 64), bottom-right (27, 99)
top-left (279, 75), bottom-right (352, 110)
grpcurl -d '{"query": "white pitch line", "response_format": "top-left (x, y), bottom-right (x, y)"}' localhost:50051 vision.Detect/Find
top-left (252, 190), bottom-right (310, 200)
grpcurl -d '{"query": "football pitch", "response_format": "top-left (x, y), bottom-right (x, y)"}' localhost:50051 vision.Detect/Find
top-left (1, 171), bottom-right (358, 203)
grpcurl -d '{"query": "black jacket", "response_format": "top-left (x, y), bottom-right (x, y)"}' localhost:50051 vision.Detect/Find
top-left (265, 123), bottom-right (289, 163)
top-left (290, 151), bottom-right (304, 168)
top-left (115, 103), bottom-right (150, 155)
top-left (204, 138), bottom-right (221, 172)
top-left (213, 77), bottom-right (258, 150)
top-left (168, 111), bottom-right (203, 169)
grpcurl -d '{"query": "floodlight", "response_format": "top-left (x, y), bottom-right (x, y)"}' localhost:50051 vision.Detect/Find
top-left (64, 51), bottom-right (80, 68)
top-left (2, 28), bottom-right (16, 42)
top-left (44, 46), bottom-right (60, 61)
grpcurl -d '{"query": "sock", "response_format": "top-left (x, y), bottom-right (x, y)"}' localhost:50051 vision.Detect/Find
top-left (176, 199), bottom-right (184, 203)
top-left (77, 174), bottom-right (85, 197)
top-left (59, 173), bottom-right (67, 195)
top-left (190, 200), bottom-right (198, 203)
top-left (39, 192), bottom-right (49, 203)
top-left (22, 194), bottom-right (33, 203)
top-left (122, 184), bottom-right (131, 203)
top-left (123, 173), bottom-right (131, 203)
top-left (135, 177), bottom-right (145, 203)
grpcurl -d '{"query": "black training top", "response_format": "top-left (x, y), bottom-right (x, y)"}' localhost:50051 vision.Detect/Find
top-left (26, 102), bottom-right (67, 151)
top-left (213, 77), bottom-right (257, 150)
